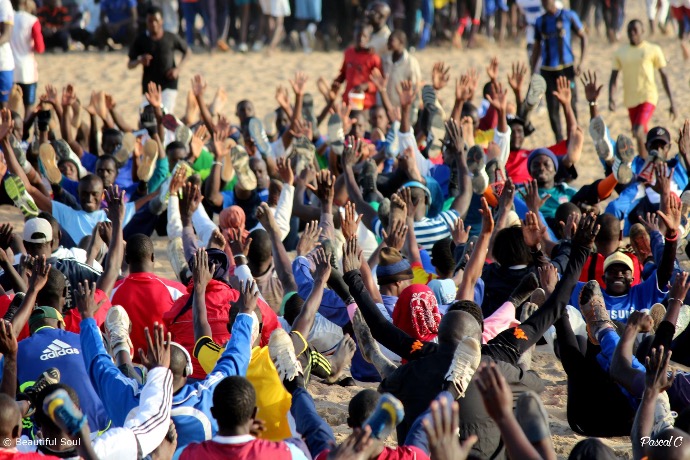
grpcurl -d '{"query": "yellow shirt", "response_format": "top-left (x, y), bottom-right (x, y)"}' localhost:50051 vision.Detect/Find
top-left (613, 41), bottom-right (666, 108)
top-left (475, 129), bottom-right (494, 148)
top-left (411, 262), bottom-right (436, 285)
top-left (194, 338), bottom-right (293, 441)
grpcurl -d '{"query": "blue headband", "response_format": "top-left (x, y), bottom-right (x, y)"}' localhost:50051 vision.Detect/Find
top-left (376, 259), bottom-right (412, 277)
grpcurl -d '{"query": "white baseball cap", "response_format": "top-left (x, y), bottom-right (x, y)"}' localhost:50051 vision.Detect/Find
top-left (23, 218), bottom-right (53, 244)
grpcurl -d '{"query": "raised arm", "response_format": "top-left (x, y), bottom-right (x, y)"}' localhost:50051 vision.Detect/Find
top-left (192, 248), bottom-right (214, 341)
top-left (291, 248), bottom-right (330, 338)
top-left (342, 137), bottom-right (378, 231)
top-left (11, 256), bottom-right (50, 337)
top-left (582, 70), bottom-right (603, 119)
top-left (655, 190), bottom-right (680, 288)
top-left (105, 93), bottom-right (135, 133)
top-left (0, 320), bottom-right (17, 398)
top-left (96, 186), bottom-right (126, 296)
top-left (256, 200), bottom-right (298, 293)
top-left (446, 119), bottom-right (472, 218)
top-left (458, 197), bottom-right (493, 300)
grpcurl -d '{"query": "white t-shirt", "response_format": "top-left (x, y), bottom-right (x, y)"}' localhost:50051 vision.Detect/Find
top-left (0, 0), bottom-right (14, 72)
top-left (10, 10), bottom-right (37, 83)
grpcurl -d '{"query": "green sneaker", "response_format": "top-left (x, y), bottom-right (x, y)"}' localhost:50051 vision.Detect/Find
top-left (3, 174), bottom-right (38, 218)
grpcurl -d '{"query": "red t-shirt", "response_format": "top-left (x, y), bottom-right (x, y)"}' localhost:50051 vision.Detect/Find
top-left (316, 446), bottom-right (430, 460)
top-left (0, 450), bottom-right (59, 459)
top-left (338, 46), bottom-right (383, 110)
top-left (111, 273), bottom-right (186, 359)
top-left (63, 288), bottom-right (112, 334)
top-left (505, 140), bottom-right (568, 184)
top-left (180, 438), bottom-right (296, 460)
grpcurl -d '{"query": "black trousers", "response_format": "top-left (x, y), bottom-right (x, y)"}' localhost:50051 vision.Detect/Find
top-left (541, 66), bottom-right (579, 143)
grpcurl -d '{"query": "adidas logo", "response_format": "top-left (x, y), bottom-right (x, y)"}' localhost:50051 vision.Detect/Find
top-left (40, 339), bottom-right (80, 360)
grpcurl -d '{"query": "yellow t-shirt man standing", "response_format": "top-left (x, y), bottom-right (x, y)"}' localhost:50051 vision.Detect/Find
top-left (613, 40), bottom-right (666, 109)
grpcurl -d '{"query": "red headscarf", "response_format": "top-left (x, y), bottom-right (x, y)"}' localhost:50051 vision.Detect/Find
top-left (392, 284), bottom-right (441, 342)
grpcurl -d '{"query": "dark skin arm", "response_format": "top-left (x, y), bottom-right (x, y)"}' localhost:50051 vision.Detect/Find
top-left (0, 320), bottom-right (17, 398)
top-left (581, 70), bottom-right (602, 119)
top-left (529, 39), bottom-right (542, 75)
top-left (0, 248), bottom-right (26, 293)
top-left (0, 22), bottom-right (13, 46)
top-left (291, 248), bottom-right (330, 338)
top-left (281, 72), bottom-right (308, 149)
top-left (105, 94), bottom-right (135, 133)
top-left (446, 119), bottom-right (472, 218)
top-left (192, 74), bottom-right (216, 134)
top-left (658, 68), bottom-right (676, 119)
top-left (256, 199), bottom-right (298, 293)
top-left (608, 70), bottom-right (619, 112)
top-left (458, 198), bottom-right (493, 300)
top-left (192, 248), bottom-right (214, 341)
top-left (96, 186), bottom-right (125, 296)
top-left (12, 256), bottom-right (50, 337)
top-left (341, 137), bottom-right (378, 231)
top-left (656, 193), bottom-right (680, 288)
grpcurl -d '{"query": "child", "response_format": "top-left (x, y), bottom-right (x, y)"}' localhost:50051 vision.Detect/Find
top-left (10, 0), bottom-right (44, 115)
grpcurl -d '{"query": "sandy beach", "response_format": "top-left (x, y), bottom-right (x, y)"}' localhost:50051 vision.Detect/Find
top-left (3, 0), bottom-right (687, 456)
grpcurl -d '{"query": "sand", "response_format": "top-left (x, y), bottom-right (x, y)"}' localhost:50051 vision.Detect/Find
top-left (4, 0), bottom-right (687, 457)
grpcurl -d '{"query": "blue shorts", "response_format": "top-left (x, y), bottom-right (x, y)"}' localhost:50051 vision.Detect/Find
top-left (17, 83), bottom-right (37, 105)
top-left (0, 71), bottom-right (13, 103)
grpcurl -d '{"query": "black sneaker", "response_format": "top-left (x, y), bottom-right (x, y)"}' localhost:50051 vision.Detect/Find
top-left (358, 159), bottom-right (379, 202)
top-left (22, 367), bottom-right (61, 415)
top-left (3, 292), bottom-right (25, 322)
top-left (508, 272), bottom-right (539, 308)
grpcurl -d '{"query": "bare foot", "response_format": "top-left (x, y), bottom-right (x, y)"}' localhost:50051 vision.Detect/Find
top-left (389, 193), bottom-right (407, 227)
top-left (325, 334), bottom-right (356, 383)
top-left (682, 41), bottom-right (690, 61)
top-left (351, 309), bottom-right (398, 379)
top-left (184, 90), bottom-right (200, 125)
top-left (208, 228), bottom-right (226, 250)
top-left (9, 85), bottom-right (22, 114)
top-left (210, 87), bottom-right (228, 116)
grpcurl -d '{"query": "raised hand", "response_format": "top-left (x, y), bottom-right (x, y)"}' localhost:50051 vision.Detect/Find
top-left (657, 194), bottom-right (681, 234)
top-left (478, 197), bottom-right (494, 235)
top-left (445, 119), bottom-right (464, 155)
top-left (190, 125), bottom-right (210, 160)
top-left (669, 271), bottom-right (690, 302)
top-left (399, 187), bottom-right (417, 218)
top-left (306, 170), bottom-right (335, 208)
top-left (507, 61), bottom-right (527, 94)
top-left (212, 126), bottom-right (229, 160)
top-left (559, 212), bottom-right (580, 240)
top-left (0, 108), bottom-right (14, 141)
top-left (191, 74), bottom-right (207, 99)
top-left (476, 362), bottom-right (517, 423)
top-left (455, 73), bottom-right (473, 102)
top-left (289, 71), bottom-right (309, 96)
top-left (238, 279), bottom-right (259, 314)
top-left (228, 227), bottom-right (252, 258)
top-left (76, 280), bottom-right (102, 320)
top-left (651, 163), bottom-right (671, 195)
top-left (256, 202), bottom-right (278, 235)
top-left (538, 264), bottom-right (559, 297)
top-left (580, 70), bottom-right (603, 104)
top-left (296, 220), bottom-right (322, 257)
top-left (341, 202), bottom-right (362, 240)
top-left (572, 212), bottom-right (600, 249)
top-left (451, 217), bottom-right (470, 245)
top-left (312, 247), bottom-right (332, 283)
top-left (396, 80), bottom-right (418, 108)
top-left (678, 120), bottom-right (690, 157)
top-left (645, 346), bottom-right (675, 394)
top-left (97, 222), bottom-right (112, 247)
top-left (145, 82), bottom-right (163, 109)
top-left (104, 185), bottom-right (126, 223)
top-left (431, 62), bottom-right (451, 90)
top-left (139, 323), bottom-right (172, 370)
top-left (383, 219), bottom-right (408, 251)
top-left (342, 237), bottom-right (362, 273)
top-left (275, 85), bottom-right (290, 107)
top-left (520, 179), bottom-right (549, 214)
top-left (29, 256), bottom-right (51, 291)
top-left (193, 248), bottom-right (214, 290)
top-left (423, 394), bottom-right (478, 460)
top-left (498, 177), bottom-right (515, 212)
top-left (276, 157), bottom-right (294, 185)
top-left (552, 76), bottom-right (572, 106)
top-left (486, 56), bottom-right (499, 82)
top-left (640, 212), bottom-right (660, 233)
top-left (369, 68), bottom-right (388, 93)
top-left (61, 84), bottom-right (77, 108)
top-left (0, 223), bottom-right (13, 250)
top-left (521, 211), bottom-right (545, 248)
top-left (486, 83), bottom-right (508, 112)
top-left (0, 319), bottom-right (16, 357)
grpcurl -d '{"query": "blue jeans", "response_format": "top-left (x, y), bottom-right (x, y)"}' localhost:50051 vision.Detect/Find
top-left (290, 387), bottom-right (335, 457)
top-left (181, 1), bottom-right (204, 44)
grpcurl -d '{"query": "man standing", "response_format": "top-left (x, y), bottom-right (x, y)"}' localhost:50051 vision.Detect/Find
top-left (609, 19), bottom-right (675, 158)
top-left (0, 0), bottom-right (13, 108)
top-left (128, 5), bottom-right (189, 112)
top-left (530, 0), bottom-right (586, 142)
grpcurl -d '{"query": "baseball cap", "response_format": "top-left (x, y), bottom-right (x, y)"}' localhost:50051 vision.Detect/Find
top-left (23, 218), bottom-right (53, 244)
top-left (29, 306), bottom-right (65, 328)
top-left (646, 127), bottom-right (671, 145)
top-left (603, 251), bottom-right (635, 273)
top-left (506, 114), bottom-right (526, 127)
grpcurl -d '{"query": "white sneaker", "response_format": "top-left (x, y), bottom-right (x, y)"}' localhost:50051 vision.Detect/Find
top-left (238, 42), bottom-right (248, 53)
top-left (444, 336), bottom-right (481, 398)
top-left (105, 305), bottom-right (133, 357)
top-left (588, 116), bottom-right (613, 162)
top-left (268, 329), bottom-right (302, 382)
top-left (674, 305), bottom-right (690, 340)
top-left (251, 40), bottom-right (263, 52)
top-left (651, 392), bottom-right (677, 437)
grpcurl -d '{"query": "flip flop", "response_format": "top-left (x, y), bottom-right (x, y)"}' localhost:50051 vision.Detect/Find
top-left (114, 132), bottom-right (135, 165)
top-left (137, 139), bottom-right (159, 182)
top-left (230, 144), bottom-right (257, 190)
top-left (39, 143), bottom-right (63, 184)
top-left (327, 114), bottom-right (344, 155)
top-left (248, 117), bottom-right (271, 156)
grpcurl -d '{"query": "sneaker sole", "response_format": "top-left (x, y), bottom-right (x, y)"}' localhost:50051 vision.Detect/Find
top-left (137, 139), bottom-right (159, 182)
top-left (328, 114), bottom-right (344, 155)
top-left (3, 175), bottom-right (38, 217)
top-left (525, 74), bottom-right (547, 110)
top-left (467, 146), bottom-right (487, 194)
top-left (114, 132), bottom-right (135, 164)
top-left (39, 143), bottom-right (63, 184)
top-left (614, 135), bottom-right (635, 185)
top-left (589, 116), bottom-right (612, 161)
top-left (230, 145), bottom-right (257, 190)
top-left (175, 125), bottom-right (193, 146)
top-left (248, 118), bottom-right (270, 155)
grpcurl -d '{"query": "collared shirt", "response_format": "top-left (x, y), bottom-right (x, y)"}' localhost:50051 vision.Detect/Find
top-left (535, 8), bottom-right (583, 70)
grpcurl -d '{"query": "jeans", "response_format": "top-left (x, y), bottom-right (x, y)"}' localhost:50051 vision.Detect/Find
top-left (541, 66), bottom-right (578, 142)
top-left (181, 1), bottom-right (203, 44)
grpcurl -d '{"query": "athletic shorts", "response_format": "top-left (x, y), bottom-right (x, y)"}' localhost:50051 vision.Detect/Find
top-left (17, 82), bottom-right (37, 105)
top-left (0, 71), bottom-right (13, 103)
top-left (628, 102), bottom-right (656, 132)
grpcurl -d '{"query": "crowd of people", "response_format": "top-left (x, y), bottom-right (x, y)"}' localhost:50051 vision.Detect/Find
top-left (0, 0), bottom-right (688, 457)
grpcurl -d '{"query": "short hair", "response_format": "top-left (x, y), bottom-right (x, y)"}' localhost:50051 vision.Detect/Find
top-left (125, 233), bottom-right (154, 265)
top-left (170, 344), bottom-right (190, 377)
top-left (38, 211), bottom-right (60, 241)
top-left (166, 141), bottom-right (186, 153)
top-left (95, 154), bottom-right (117, 168)
top-left (555, 202), bottom-right (581, 229)
top-left (482, 82), bottom-right (493, 98)
top-left (102, 128), bottom-right (122, 140)
top-left (438, 310), bottom-right (481, 344)
top-left (246, 229), bottom-right (271, 265)
top-left (348, 389), bottom-right (380, 427)
top-left (283, 294), bottom-right (305, 325)
top-left (447, 300), bottom-right (484, 332)
top-left (492, 226), bottom-right (531, 267)
top-left (146, 5), bottom-right (162, 16)
top-left (36, 268), bottom-right (67, 306)
top-left (34, 384), bottom-right (80, 431)
top-left (79, 173), bottom-right (103, 188)
top-left (431, 238), bottom-right (455, 277)
top-left (595, 213), bottom-right (620, 244)
top-left (390, 29), bottom-right (407, 46)
top-left (212, 376), bottom-right (256, 429)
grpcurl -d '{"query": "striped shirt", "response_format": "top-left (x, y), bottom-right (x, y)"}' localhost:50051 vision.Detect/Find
top-left (373, 209), bottom-right (459, 251)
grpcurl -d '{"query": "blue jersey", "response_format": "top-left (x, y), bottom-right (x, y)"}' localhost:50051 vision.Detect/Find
top-left (569, 270), bottom-right (668, 322)
top-left (11, 327), bottom-right (110, 432)
top-left (535, 9), bottom-right (583, 70)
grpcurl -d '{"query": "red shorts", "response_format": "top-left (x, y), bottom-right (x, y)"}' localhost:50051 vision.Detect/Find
top-left (672, 6), bottom-right (690, 21)
top-left (628, 102), bottom-right (656, 132)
